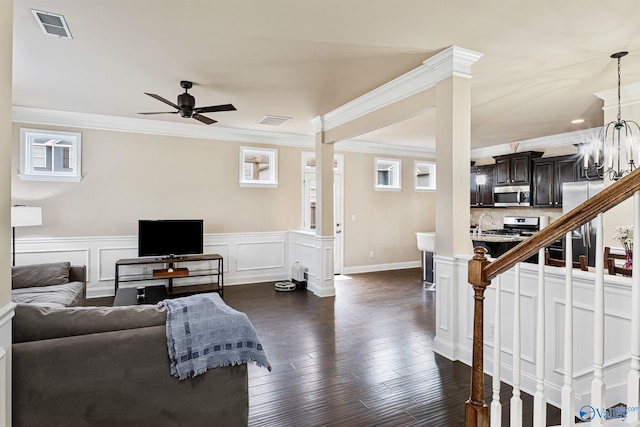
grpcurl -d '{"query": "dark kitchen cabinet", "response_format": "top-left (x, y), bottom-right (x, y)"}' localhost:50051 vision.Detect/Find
top-left (532, 155), bottom-right (578, 207)
top-left (470, 165), bottom-right (494, 207)
top-left (494, 153), bottom-right (537, 186)
top-left (470, 170), bottom-right (477, 206)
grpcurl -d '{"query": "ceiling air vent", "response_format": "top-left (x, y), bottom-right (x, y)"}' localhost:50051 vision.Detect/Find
top-left (257, 115), bottom-right (292, 127)
top-left (31, 10), bottom-right (73, 39)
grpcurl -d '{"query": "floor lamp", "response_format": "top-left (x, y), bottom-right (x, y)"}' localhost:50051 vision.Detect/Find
top-left (11, 206), bottom-right (42, 266)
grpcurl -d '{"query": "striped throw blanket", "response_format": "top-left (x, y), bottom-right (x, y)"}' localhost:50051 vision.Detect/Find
top-left (160, 292), bottom-right (271, 380)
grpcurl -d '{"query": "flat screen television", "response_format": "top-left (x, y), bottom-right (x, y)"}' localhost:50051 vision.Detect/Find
top-left (138, 219), bottom-right (204, 258)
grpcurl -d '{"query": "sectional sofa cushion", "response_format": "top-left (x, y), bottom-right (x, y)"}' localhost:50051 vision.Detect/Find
top-left (13, 303), bottom-right (167, 343)
top-left (12, 262), bottom-right (71, 289)
top-left (11, 282), bottom-right (86, 308)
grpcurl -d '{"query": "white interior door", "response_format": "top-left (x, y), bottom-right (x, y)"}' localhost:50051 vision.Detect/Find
top-left (333, 174), bottom-right (343, 274)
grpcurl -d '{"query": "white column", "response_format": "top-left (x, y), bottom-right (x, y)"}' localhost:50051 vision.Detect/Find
top-left (433, 74), bottom-right (472, 361)
top-left (510, 264), bottom-right (522, 427)
top-left (312, 120), bottom-right (335, 297)
top-left (434, 75), bottom-right (472, 258)
top-left (533, 248), bottom-right (546, 427)
top-left (561, 232), bottom-right (575, 427)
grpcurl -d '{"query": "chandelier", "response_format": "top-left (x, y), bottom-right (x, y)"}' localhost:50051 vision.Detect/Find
top-left (584, 51), bottom-right (640, 181)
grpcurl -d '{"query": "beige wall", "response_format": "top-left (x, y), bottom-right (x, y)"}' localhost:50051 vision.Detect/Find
top-left (12, 123), bottom-right (436, 269)
top-left (12, 124), bottom-right (303, 237)
top-left (340, 151), bottom-right (436, 267)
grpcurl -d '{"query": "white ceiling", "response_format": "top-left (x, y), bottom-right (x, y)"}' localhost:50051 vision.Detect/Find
top-left (12, 1), bottom-right (640, 151)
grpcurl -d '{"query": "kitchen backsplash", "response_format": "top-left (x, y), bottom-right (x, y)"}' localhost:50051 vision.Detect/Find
top-left (470, 207), bottom-right (562, 229)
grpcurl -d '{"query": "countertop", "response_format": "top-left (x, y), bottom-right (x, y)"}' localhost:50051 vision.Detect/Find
top-left (470, 233), bottom-right (529, 243)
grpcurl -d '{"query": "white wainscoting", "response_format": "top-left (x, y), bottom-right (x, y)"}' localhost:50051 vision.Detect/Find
top-left (0, 301), bottom-right (15, 427)
top-left (437, 256), bottom-right (637, 411)
top-left (13, 232), bottom-right (291, 298)
top-left (287, 231), bottom-right (339, 297)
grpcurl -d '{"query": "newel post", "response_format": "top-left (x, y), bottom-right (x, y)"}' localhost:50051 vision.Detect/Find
top-left (465, 247), bottom-right (492, 427)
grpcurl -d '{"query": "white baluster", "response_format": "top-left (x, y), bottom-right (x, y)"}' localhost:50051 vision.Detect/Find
top-left (591, 212), bottom-right (606, 425)
top-left (561, 231), bottom-right (575, 427)
top-left (491, 275), bottom-right (502, 427)
top-left (627, 191), bottom-right (640, 422)
top-left (510, 263), bottom-right (522, 427)
top-left (533, 247), bottom-right (546, 427)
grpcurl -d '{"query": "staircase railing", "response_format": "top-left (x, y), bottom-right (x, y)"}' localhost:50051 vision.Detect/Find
top-left (465, 167), bottom-right (640, 427)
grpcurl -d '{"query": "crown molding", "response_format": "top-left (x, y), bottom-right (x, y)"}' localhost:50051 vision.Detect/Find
top-left (15, 107), bottom-right (591, 161)
top-left (12, 106), bottom-right (434, 157)
top-left (594, 82), bottom-right (640, 109)
top-left (310, 115), bottom-right (324, 133)
top-left (470, 128), bottom-right (600, 159)
top-left (12, 106), bottom-right (315, 148)
top-left (317, 45), bottom-right (483, 132)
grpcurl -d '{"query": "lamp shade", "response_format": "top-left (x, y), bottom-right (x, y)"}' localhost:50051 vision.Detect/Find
top-left (11, 206), bottom-right (42, 227)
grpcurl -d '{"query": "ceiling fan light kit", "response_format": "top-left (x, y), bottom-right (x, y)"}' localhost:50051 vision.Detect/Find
top-left (584, 51), bottom-right (640, 181)
top-left (139, 80), bottom-right (236, 125)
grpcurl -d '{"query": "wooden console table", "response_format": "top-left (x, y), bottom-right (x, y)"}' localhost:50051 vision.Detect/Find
top-left (114, 254), bottom-right (224, 298)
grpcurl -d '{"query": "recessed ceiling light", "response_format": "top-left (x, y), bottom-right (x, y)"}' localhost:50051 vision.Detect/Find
top-left (571, 119), bottom-right (585, 124)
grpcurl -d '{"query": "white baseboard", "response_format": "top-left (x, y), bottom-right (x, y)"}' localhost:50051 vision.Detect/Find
top-left (433, 336), bottom-right (460, 361)
top-left (342, 261), bottom-right (420, 275)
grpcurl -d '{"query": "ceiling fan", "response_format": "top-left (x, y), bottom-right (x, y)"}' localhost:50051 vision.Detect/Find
top-left (139, 80), bottom-right (236, 125)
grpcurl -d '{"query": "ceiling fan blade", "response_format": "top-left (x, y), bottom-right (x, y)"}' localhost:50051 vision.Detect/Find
top-left (138, 111), bottom-right (179, 115)
top-left (144, 93), bottom-right (179, 109)
top-left (192, 113), bottom-right (217, 125)
top-left (193, 104), bottom-right (237, 114)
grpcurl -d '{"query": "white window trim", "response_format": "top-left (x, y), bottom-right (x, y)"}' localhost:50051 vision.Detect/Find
top-left (239, 146), bottom-right (278, 188)
top-left (414, 160), bottom-right (436, 192)
top-left (374, 157), bottom-right (401, 191)
top-left (19, 128), bottom-right (82, 182)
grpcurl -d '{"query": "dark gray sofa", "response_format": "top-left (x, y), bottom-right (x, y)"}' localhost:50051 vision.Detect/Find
top-left (11, 262), bottom-right (86, 307)
top-left (11, 264), bottom-right (250, 426)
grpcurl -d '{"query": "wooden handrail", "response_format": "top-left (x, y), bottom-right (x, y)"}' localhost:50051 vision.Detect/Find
top-left (484, 167), bottom-right (640, 282)
top-left (465, 166), bottom-right (640, 427)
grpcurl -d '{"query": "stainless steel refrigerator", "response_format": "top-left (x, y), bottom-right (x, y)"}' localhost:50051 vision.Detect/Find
top-left (562, 180), bottom-right (605, 266)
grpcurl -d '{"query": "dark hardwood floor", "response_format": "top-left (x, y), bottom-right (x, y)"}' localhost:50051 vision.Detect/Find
top-left (223, 268), bottom-right (562, 427)
top-left (90, 268), bottom-right (562, 426)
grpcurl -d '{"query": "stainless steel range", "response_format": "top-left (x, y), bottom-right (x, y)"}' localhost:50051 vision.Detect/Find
top-left (483, 216), bottom-right (540, 237)
top-left (473, 216), bottom-right (540, 261)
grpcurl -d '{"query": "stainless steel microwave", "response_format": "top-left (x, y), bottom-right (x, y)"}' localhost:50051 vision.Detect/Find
top-left (494, 185), bottom-right (531, 207)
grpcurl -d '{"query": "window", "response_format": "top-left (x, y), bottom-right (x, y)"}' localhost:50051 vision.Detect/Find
top-left (239, 147), bottom-right (278, 187)
top-left (19, 128), bottom-right (82, 182)
top-left (414, 161), bottom-right (436, 191)
top-left (375, 158), bottom-right (401, 191)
